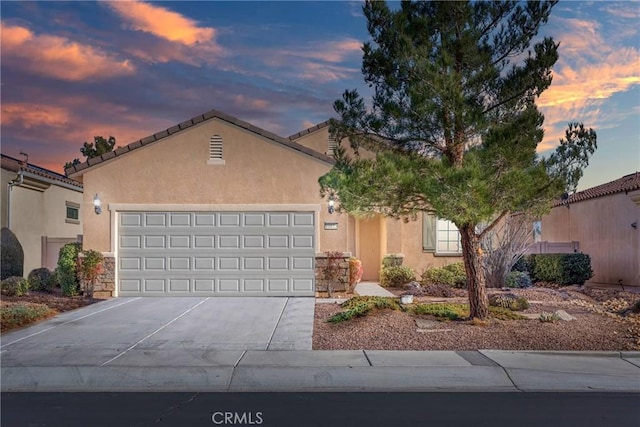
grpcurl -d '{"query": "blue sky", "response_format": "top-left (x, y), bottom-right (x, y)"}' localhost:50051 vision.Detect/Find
top-left (1, 1), bottom-right (638, 190)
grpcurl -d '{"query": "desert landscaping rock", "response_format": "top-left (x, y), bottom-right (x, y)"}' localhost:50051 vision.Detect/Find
top-left (313, 284), bottom-right (640, 351)
top-left (554, 310), bottom-right (576, 321)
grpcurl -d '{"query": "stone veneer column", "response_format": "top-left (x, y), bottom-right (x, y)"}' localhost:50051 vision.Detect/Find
top-left (315, 252), bottom-right (352, 292)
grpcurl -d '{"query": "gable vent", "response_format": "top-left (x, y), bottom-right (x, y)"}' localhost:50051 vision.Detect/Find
top-left (208, 135), bottom-right (225, 165)
top-left (327, 135), bottom-right (338, 156)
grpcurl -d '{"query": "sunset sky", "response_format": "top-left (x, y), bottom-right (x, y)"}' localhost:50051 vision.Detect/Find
top-left (1, 1), bottom-right (638, 190)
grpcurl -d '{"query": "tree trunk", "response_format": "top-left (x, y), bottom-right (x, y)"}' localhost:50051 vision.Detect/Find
top-left (459, 224), bottom-right (490, 319)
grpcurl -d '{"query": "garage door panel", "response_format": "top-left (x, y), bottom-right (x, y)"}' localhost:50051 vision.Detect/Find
top-left (243, 213), bottom-right (265, 226)
top-left (118, 211), bottom-right (315, 296)
top-left (219, 213), bottom-right (241, 226)
top-left (219, 235), bottom-right (240, 248)
top-left (145, 213), bottom-right (166, 226)
top-left (121, 213), bottom-right (142, 227)
top-left (145, 279), bottom-right (165, 292)
top-left (169, 213), bottom-right (191, 226)
top-left (194, 235), bottom-right (215, 248)
top-left (194, 213), bottom-right (215, 226)
top-left (144, 235), bottom-right (166, 248)
top-left (169, 235), bottom-right (191, 248)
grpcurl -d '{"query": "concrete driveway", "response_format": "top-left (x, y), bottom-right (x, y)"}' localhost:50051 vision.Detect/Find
top-left (0, 296), bottom-right (314, 368)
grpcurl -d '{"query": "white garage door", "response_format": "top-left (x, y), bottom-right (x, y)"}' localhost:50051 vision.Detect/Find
top-left (117, 211), bottom-right (316, 296)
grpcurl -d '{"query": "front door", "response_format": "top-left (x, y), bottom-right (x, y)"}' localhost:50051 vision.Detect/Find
top-left (357, 217), bottom-right (381, 281)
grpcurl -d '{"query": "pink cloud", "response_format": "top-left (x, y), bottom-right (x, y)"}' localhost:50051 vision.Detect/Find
top-left (0, 22), bottom-right (135, 81)
top-left (107, 1), bottom-right (216, 46)
top-left (1, 103), bottom-right (70, 129)
top-left (536, 17), bottom-right (640, 152)
top-left (232, 94), bottom-right (270, 111)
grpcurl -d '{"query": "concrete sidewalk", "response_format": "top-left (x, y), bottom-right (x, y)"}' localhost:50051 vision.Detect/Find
top-left (2, 350), bottom-right (638, 392)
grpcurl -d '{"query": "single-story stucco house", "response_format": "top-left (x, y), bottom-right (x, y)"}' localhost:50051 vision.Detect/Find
top-left (1, 153), bottom-right (83, 275)
top-left (538, 172), bottom-right (640, 289)
top-left (65, 109), bottom-right (464, 298)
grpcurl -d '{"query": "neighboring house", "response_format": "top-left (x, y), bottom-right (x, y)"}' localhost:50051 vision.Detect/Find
top-left (539, 172), bottom-right (640, 288)
top-left (65, 110), bottom-right (462, 298)
top-left (1, 153), bottom-right (83, 276)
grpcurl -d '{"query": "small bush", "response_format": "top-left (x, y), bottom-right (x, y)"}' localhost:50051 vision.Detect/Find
top-left (1, 276), bottom-right (29, 296)
top-left (1, 303), bottom-right (55, 331)
top-left (421, 263), bottom-right (467, 288)
top-left (349, 258), bottom-right (363, 288)
top-left (380, 265), bottom-right (415, 287)
top-left (539, 312), bottom-right (561, 323)
top-left (328, 296), bottom-right (402, 323)
top-left (533, 253), bottom-right (593, 286)
top-left (1, 227), bottom-right (24, 280)
top-left (488, 293), bottom-right (529, 311)
top-left (412, 303), bottom-right (466, 320)
top-left (58, 242), bottom-right (82, 296)
top-left (28, 268), bottom-right (55, 292)
top-left (505, 271), bottom-right (532, 288)
top-left (410, 303), bottom-right (524, 321)
top-left (382, 254), bottom-right (404, 267)
top-left (512, 254), bottom-right (535, 274)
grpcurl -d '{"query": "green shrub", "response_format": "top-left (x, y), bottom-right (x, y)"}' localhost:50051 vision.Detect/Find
top-left (505, 271), bottom-right (532, 288)
top-left (1, 276), bottom-right (29, 296)
top-left (539, 312), bottom-right (561, 323)
top-left (58, 242), bottom-right (82, 296)
top-left (512, 254), bottom-right (536, 274)
top-left (421, 262), bottom-right (467, 288)
top-left (382, 254), bottom-right (404, 267)
top-left (380, 265), bottom-right (415, 287)
top-left (412, 303), bottom-right (466, 320)
top-left (328, 296), bottom-right (402, 323)
top-left (410, 303), bottom-right (524, 321)
top-left (28, 268), bottom-right (55, 292)
top-left (1, 227), bottom-right (24, 280)
top-left (488, 293), bottom-right (529, 311)
top-left (533, 253), bottom-right (593, 286)
top-left (1, 303), bottom-right (55, 331)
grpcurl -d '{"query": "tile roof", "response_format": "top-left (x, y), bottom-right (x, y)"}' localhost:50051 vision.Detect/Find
top-left (554, 172), bottom-right (640, 207)
top-left (287, 120), bottom-right (331, 141)
top-left (1, 154), bottom-right (83, 190)
top-left (65, 109), bottom-right (335, 177)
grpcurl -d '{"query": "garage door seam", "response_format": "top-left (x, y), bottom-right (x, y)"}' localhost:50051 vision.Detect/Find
top-left (266, 298), bottom-right (289, 351)
top-left (0, 297), bottom-right (141, 349)
top-left (100, 297), bottom-right (210, 366)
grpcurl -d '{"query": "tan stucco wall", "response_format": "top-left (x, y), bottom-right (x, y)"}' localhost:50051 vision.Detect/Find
top-left (1, 169), bottom-right (82, 276)
top-left (293, 126), bottom-right (376, 160)
top-left (541, 193), bottom-right (640, 287)
top-left (79, 118), bottom-right (350, 254)
top-left (354, 216), bottom-right (462, 281)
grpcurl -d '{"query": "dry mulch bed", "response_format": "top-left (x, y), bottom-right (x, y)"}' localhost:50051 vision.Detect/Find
top-left (313, 284), bottom-right (640, 351)
top-left (1, 289), bottom-right (99, 333)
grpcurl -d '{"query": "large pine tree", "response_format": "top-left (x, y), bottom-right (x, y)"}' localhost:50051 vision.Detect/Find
top-left (320, 0), bottom-right (596, 319)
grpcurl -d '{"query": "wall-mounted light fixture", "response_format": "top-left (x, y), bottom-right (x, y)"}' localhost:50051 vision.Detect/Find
top-left (632, 221), bottom-right (638, 229)
top-left (560, 192), bottom-right (570, 209)
top-left (93, 194), bottom-right (102, 215)
top-left (328, 193), bottom-right (335, 214)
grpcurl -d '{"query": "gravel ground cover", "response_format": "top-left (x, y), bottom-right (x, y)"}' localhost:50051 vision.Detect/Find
top-left (313, 285), bottom-right (640, 351)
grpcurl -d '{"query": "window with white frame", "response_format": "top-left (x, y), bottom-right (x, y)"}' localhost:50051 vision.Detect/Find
top-left (66, 201), bottom-right (80, 224)
top-left (208, 135), bottom-right (225, 165)
top-left (423, 213), bottom-right (462, 254)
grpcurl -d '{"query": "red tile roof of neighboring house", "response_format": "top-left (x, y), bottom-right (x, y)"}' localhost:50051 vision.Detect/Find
top-left (554, 172), bottom-right (640, 207)
top-left (1, 153), bottom-right (83, 190)
top-left (65, 109), bottom-right (335, 177)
